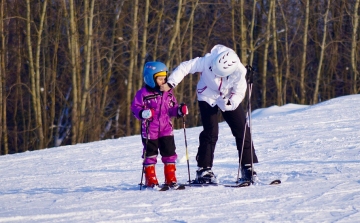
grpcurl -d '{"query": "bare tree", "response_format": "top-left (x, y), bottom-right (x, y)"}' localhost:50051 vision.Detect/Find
top-left (64, 0), bottom-right (80, 144)
top-left (239, 0), bottom-right (247, 63)
top-left (132, 0), bottom-right (150, 135)
top-left (248, 0), bottom-right (258, 66)
top-left (78, 0), bottom-right (95, 142)
top-left (271, 2), bottom-right (281, 105)
top-left (139, 0), bottom-right (149, 88)
top-left (0, 0), bottom-right (6, 154)
top-left (184, 0), bottom-right (199, 126)
top-left (300, 0), bottom-right (309, 104)
top-left (26, 0), bottom-right (47, 149)
top-left (277, 0), bottom-right (291, 105)
top-left (125, 0), bottom-right (139, 136)
top-left (313, 0), bottom-right (331, 104)
top-left (351, 0), bottom-right (359, 93)
top-left (231, 0), bottom-right (236, 51)
top-left (102, 0), bottom-right (126, 138)
top-left (153, 0), bottom-right (165, 60)
top-left (261, 0), bottom-right (274, 107)
top-left (166, 0), bottom-right (183, 68)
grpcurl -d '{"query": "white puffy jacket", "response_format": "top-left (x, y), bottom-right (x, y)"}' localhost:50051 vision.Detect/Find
top-left (167, 44), bottom-right (247, 111)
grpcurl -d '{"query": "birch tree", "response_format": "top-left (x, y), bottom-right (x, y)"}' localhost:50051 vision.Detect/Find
top-left (64, 0), bottom-right (80, 144)
top-left (248, 0), bottom-right (258, 65)
top-left (261, 0), bottom-right (274, 107)
top-left (26, 0), bottom-right (47, 149)
top-left (239, 0), bottom-right (247, 63)
top-left (231, 0), bottom-right (236, 51)
top-left (78, 0), bottom-right (95, 142)
top-left (313, 0), bottom-right (331, 104)
top-left (277, 0), bottom-right (291, 105)
top-left (271, 2), bottom-right (281, 105)
top-left (125, 0), bottom-right (138, 136)
top-left (166, 0), bottom-right (183, 68)
top-left (153, 0), bottom-right (165, 60)
top-left (351, 0), bottom-right (359, 94)
top-left (300, 0), bottom-right (309, 104)
top-left (103, 0), bottom-right (126, 138)
top-left (0, 0), bottom-right (6, 154)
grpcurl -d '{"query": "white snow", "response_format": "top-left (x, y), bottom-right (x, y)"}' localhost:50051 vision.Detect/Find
top-left (1, 94), bottom-right (360, 222)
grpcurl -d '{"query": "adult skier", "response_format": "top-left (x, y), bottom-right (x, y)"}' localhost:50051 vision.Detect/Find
top-left (160, 44), bottom-right (258, 183)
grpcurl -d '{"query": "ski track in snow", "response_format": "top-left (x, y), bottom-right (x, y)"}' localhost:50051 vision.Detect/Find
top-left (0, 95), bottom-right (360, 222)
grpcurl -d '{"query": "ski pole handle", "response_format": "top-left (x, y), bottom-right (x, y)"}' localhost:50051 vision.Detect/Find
top-left (245, 65), bottom-right (254, 84)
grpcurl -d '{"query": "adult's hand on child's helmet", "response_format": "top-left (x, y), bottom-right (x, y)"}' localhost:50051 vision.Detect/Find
top-left (178, 103), bottom-right (189, 117)
top-left (141, 109), bottom-right (155, 119)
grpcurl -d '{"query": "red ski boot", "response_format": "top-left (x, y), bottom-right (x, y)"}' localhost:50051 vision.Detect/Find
top-left (164, 163), bottom-right (185, 190)
top-left (144, 164), bottom-right (159, 187)
top-left (164, 163), bottom-right (177, 185)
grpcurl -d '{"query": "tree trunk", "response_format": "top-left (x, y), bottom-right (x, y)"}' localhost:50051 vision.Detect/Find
top-left (248, 0), bottom-right (258, 66)
top-left (26, 0), bottom-right (47, 149)
top-left (239, 0), bottom-right (247, 63)
top-left (153, 0), bottom-right (164, 60)
top-left (101, 1), bottom-right (126, 136)
top-left (0, 0), bottom-right (5, 154)
top-left (261, 0), bottom-right (273, 108)
top-left (125, 0), bottom-right (139, 136)
top-left (351, 0), bottom-right (359, 94)
top-left (277, 0), bottom-right (291, 105)
top-left (166, 0), bottom-right (183, 68)
top-left (78, 0), bottom-right (95, 142)
top-left (188, 0), bottom-right (197, 127)
top-left (271, 2), bottom-right (281, 105)
top-left (231, 0), bottom-right (236, 51)
top-left (134, 0), bottom-right (150, 135)
top-left (313, 0), bottom-right (330, 104)
top-left (66, 0), bottom-right (80, 144)
top-left (300, 0), bottom-right (309, 104)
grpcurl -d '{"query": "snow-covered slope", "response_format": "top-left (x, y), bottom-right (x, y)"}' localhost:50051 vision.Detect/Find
top-left (1, 95), bottom-right (360, 222)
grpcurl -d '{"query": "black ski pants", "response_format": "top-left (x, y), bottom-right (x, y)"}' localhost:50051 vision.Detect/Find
top-left (196, 101), bottom-right (258, 168)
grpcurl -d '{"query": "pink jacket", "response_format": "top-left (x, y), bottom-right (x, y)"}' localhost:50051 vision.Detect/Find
top-left (131, 86), bottom-right (179, 140)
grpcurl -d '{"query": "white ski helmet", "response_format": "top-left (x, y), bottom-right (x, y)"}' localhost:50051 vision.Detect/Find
top-left (211, 50), bottom-right (239, 77)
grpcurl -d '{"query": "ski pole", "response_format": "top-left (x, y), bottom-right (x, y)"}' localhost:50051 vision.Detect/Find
top-left (139, 120), bottom-right (149, 190)
top-left (236, 114), bottom-right (247, 183)
top-left (236, 65), bottom-right (254, 183)
top-left (248, 84), bottom-right (254, 183)
top-left (182, 116), bottom-right (191, 185)
top-left (247, 66), bottom-right (255, 183)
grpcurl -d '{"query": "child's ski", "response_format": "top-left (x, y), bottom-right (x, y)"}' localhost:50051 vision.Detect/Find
top-left (141, 184), bottom-right (170, 191)
top-left (168, 184), bottom-right (186, 190)
top-left (222, 181), bottom-right (251, 187)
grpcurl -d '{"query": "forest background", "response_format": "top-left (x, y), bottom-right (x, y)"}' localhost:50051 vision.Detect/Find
top-left (0, 0), bottom-right (359, 155)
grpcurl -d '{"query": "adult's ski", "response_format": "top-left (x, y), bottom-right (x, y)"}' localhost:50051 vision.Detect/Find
top-left (184, 179), bottom-right (281, 188)
top-left (222, 181), bottom-right (252, 187)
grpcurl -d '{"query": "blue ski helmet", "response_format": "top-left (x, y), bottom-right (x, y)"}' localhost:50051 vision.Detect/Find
top-left (143, 61), bottom-right (168, 88)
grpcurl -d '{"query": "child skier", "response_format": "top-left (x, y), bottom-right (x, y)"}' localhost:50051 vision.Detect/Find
top-left (131, 61), bottom-right (188, 189)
